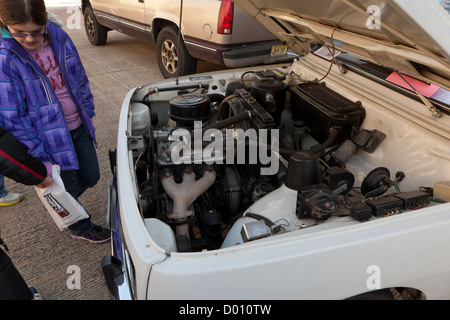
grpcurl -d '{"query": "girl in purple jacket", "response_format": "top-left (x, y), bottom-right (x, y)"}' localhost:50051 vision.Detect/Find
top-left (0, 0), bottom-right (110, 243)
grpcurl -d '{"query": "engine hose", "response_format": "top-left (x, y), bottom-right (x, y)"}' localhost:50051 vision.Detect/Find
top-left (206, 93), bottom-right (226, 104)
top-left (190, 110), bottom-right (252, 144)
top-left (141, 83), bottom-right (209, 102)
top-left (310, 127), bottom-right (339, 153)
top-left (206, 110), bottom-right (252, 131)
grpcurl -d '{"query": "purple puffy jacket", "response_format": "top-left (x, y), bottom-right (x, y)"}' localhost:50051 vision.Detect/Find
top-left (0, 21), bottom-right (96, 171)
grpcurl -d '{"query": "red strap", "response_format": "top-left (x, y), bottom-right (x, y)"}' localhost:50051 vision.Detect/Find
top-left (0, 149), bottom-right (46, 181)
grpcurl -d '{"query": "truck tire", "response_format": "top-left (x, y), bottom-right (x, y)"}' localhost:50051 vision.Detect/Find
top-left (156, 26), bottom-right (197, 78)
top-left (84, 6), bottom-right (108, 45)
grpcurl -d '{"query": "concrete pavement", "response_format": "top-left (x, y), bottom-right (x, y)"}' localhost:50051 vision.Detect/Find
top-left (45, 0), bottom-right (82, 8)
top-left (0, 5), bottom-right (225, 300)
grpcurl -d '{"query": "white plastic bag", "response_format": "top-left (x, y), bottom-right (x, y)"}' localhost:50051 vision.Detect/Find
top-left (35, 165), bottom-right (89, 231)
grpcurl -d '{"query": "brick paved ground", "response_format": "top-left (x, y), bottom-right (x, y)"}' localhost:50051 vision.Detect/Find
top-left (0, 4), bottom-right (224, 300)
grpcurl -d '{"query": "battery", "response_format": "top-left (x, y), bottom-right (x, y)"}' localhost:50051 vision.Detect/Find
top-left (289, 82), bottom-right (366, 145)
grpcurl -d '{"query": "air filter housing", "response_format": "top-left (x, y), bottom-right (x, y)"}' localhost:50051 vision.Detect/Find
top-left (169, 93), bottom-right (211, 128)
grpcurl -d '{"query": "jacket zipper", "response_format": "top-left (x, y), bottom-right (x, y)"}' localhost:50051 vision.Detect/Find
top-left (60, 40), bottom-right (98, 148)
top-left (40, 77), bottom-right (53, 105)
top-left (11, 49), bottom-right (54, 105)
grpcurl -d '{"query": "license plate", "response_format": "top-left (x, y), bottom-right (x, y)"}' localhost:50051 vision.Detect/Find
top-left (270, 44), bottom-right (288, 56)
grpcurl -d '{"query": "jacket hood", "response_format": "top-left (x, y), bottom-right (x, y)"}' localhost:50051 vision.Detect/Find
top-left (233, 0), bottom-right (450, 91)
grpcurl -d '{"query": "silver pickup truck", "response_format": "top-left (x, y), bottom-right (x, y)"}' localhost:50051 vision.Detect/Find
top-left (81, 0), bottom-right (295, 78)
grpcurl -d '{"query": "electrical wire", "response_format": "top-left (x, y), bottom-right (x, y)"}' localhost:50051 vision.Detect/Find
top-left (301, 25), bottom-right (339, 84)
top-left (240, 71), bottom-right (255, 90)
top-left (216, 93), bottom-right (237, 120)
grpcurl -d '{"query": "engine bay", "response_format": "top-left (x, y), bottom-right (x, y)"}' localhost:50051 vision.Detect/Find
top-left (124, 63), bottom-right (449, 253)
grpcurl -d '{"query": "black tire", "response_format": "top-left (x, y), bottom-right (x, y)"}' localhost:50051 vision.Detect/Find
top-left (84, 6), bottom-right (108, 45)
top-left (156, 26), bottom-right (197, 78)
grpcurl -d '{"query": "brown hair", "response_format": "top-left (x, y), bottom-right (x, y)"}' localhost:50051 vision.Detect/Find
top-left (0, 0), bottom-right (48, 27)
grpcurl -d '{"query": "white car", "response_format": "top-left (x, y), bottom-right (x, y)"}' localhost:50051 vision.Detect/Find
top-left (102, 0), bottom-right (450, 300)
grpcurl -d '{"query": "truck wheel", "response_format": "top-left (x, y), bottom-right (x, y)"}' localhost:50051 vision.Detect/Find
top-left (84, 6), bottom-right (108, 45)
top-left (156, 26), bottom-right (197, 78)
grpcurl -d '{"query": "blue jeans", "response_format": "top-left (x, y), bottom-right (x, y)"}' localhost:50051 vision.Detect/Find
top-left (60, 125), bottom-right (100, 236)
top-left (0, 175), bottom-right (7, 198)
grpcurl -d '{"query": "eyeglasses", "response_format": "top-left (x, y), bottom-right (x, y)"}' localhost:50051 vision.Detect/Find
top-left (7, 27), bottom-right (47, 38)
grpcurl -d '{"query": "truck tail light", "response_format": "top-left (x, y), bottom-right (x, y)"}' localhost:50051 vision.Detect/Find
top-left (218, 0), bottom-right (234, 34)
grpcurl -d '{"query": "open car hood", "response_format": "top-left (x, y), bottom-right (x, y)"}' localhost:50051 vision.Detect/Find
top-left (233, 0), bottom-right (450, 91)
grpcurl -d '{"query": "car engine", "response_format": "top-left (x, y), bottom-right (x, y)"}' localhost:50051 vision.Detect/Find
top-left (128, 68), bottom-right (434, 252)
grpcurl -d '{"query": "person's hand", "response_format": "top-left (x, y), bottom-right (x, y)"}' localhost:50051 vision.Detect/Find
top-left (90, 118), bottom-right (96, 132)
top-left (36, 176), bottom-right (53, 189)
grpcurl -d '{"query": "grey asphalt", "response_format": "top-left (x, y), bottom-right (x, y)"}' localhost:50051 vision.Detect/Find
top-left (0, 5), bottom-right (225, 300)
